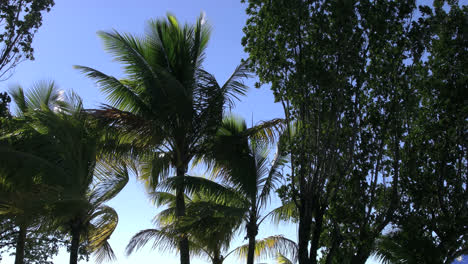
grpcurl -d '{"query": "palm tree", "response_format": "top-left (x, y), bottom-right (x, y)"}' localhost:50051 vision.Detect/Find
top-left (202, 115), bottom-right (287, 264)
top-left (29, 101), bottom-right (128, 264)
top-left (1, 83), bottom-right (128, 264)
top-left (126, 188), bottom-right (245, 264)
top-left (0, 82), bottom-right (71, 264)
top-left (75, 14), bottom-right (250, 264)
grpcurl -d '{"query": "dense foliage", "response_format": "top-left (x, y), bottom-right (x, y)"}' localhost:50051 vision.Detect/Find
top-left (242, 0), bottom-right (467, 263)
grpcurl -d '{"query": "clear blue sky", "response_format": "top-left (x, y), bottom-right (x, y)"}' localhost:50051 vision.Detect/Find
top-left (1, 0), bottom-right (438, 263)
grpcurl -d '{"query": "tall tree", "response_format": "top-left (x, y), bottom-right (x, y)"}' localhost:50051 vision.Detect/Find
top-left (30, 104), bottom-right (128, 264)
top-left (75, 14), bottom-right (250, 264)
top-left (203, 115), bottom-right (286, 264)
top-left (0, 0), bottom-right (54, 80)
top-left (385, 2), bottom-right (468, 263)
top-left (242, 0), bottom-right (421, 263)
top-left (1, 83), bottom-right (128, 264)
top-left (0, 81), bottom-right (69, 264)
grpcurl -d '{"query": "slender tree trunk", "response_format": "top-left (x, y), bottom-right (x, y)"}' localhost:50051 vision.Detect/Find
top-left (309, 206), bottom-right (324, 264)
top-left (246, 222), bottom-right (259, 264)
top-left (69, 226), bottom-right (81, 264)
top-left (298, 197), bottom-right (313, 264)
top-left (176, 166), bottom-right (190, 264)
top-left (212, 250), bottom-right (223, 264)
top-left (246, 234), bottom-right (256, 264)
top-left (14, 223), bottom-right (27, 264)
top-left (246, 202), bottom-right (258, 264)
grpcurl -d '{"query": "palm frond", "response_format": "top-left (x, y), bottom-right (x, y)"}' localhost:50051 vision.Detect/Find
top-left (89, 106), bottom-right (163, 148)
top-left (90, 161), bottom-right (129, 206)
top-left (258, 147), bottom-right (288, 209)
top-left (277, 252), bottom-right (295, 264)
top-left (233, 235), bottom-right (298, 263)
top-left (148, 191), bottom-right (177, 207)
top-left (243, 118), bottom-right (285, 145)
top-left (74, 66), bottom-right (150, 115)
top-left (93, 241), bottom-right (116, 264)
top-left (139, 152), bottom-right (174, 191)
top-left (220, 60), bottom-right (251, 109)
top-left (158, 175), bottom-right (247, 207)
top-left (267, 202), bottom-right (297, 225)
top-left (125, 228), bottom-right (179, 255)
top-left (9, 85), bottom-right (27, 115)
top-left (88, 206), bottom-right (118, 253)
top-left (97, 30), bottom-right (158, 85)
top-left (9, 81), bottom-right (69, 116)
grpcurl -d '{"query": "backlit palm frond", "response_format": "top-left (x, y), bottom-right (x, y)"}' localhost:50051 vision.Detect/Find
top-left (243, 118), bottom-right (285, 145)
top-left (9, 80), bottom-right (69, 116)
top-left (175, 197), bottom-right (245, 255)
top-left (90, 161), bottom-right (129, 206)
top-left (97, 30), bottom-right (157, 86)
top-left (158, 175), bottom-right (246, 206)
top-left (93, 241), bottom-right (116, 264)
top-left (220, 60), bottom-right (251, 109)
top-left (268, 202), bottom-right (297, 225)
top-left (233, 235), bottom-right (298, 263)
top-left (139, 152), bottom-right (174, 192)
top-left (9, 85), bottom-right (27, 114)
top-left (148, 191), bottom-right (177, 207)
top-left (88, 205), bottom-right (118, 251)
top-left (184, 201), bottom-right (247, 224)
top-left (276, 252), bottom-right (295, 264)
top-left (153, 207), bottom-right (177, 227)
top-left (74, 66), bottom-right (150, 115)
top-left (125, 228), bottom-right (179, 256)
top-left (89, 107), bottom-right (162, 148)
top-left (258, 146), bottom-right (288, 209)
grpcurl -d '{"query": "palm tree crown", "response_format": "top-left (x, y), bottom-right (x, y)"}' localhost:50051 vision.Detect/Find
top-left (202, 115), bottom-right (287, 264)
top-left (75, 14), bottom-right (250, 264)
top-left (2, 83), bottom-right (128, 264)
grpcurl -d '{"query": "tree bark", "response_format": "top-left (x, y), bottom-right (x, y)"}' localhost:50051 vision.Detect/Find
top-left (246, 219), bottom-right (258, 264)
top-left (176, 166), bottom-right (190, 264)
top-left (14, 223), bottom-right (27, 264)
top-left (309, 206), bottom-right (324, 264)
top-left (69, 225), bottom-right (81, 264)
top-left (298, 197), bottom-right (313, 264)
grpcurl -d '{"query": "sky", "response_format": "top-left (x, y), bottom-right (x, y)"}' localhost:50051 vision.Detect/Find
top-left (0, 0), bottom-right (461, 264)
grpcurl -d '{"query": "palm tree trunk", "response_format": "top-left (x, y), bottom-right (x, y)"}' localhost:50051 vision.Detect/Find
top-left (246, 234), bottom-right (256, 264)
top-left (212, 250), bottom-right (223, 264)
top-left (246, 213), bottom-right (258, 264)
top-left (14, 223), bottom-right (27, 264)
top-left (69, 226), bottom-right (81, 264)
top-left (176, 166), bottom-right (190, 264)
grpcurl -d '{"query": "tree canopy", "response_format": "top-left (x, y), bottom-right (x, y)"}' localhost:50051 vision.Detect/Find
top-left (0, 0), bottom-right (54, 80)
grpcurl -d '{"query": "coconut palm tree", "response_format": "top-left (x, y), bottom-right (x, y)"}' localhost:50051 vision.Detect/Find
top-left (75, 14), bottom-right (250, 264)
top-left (29, 100), bottom-right (128, 264)
top-left (1, 83), bottom-right (128, 264)
top-left (0, 82), bottom-right (71, 264)
top-left (201, 115), bottom-right (287, 264)
top-left (126, 187), bottom-right (246, 264)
